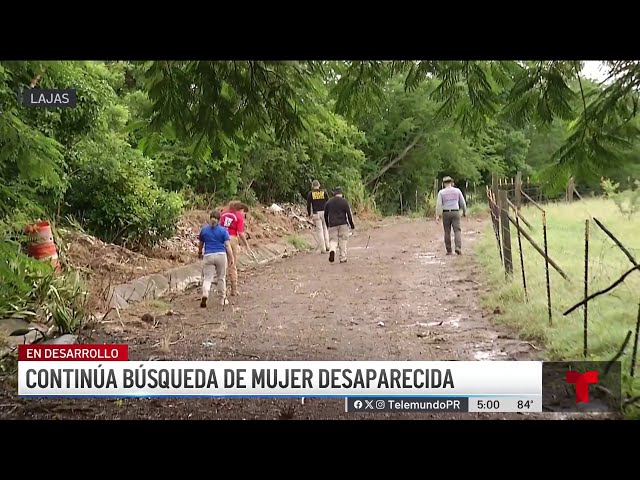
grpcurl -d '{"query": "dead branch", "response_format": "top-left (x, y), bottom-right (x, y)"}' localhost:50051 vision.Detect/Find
top-left (573, 188), bottom-right (583, 200)
top-left (563, 265), bottom-right (640, 316)
top-left (366, 133), bottom-right (422, 186)
top-left (604, 330), bottom-right (632, 375)
top-left (100, 307), bottom-right (116, 323)
top-left (507, 198), bottom-right (533, 230)
top-left (592, 217), bottom-right (638, 266)
top-left (623, 396), bottom-right (640, 407)
top-left (520, 189), bottom-right (545, 212)
top-left (519, 341), bottom-right (542, 351)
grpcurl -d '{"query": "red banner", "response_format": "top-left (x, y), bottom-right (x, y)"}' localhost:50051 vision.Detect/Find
top-left (18, 344), bottom-right (128, 361)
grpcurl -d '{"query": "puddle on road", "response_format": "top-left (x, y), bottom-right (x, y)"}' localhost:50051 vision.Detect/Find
top-left (406, 322), bottom-right (432, 328)
top-left (427, 315), bottom-right (461, 328)
top-left (414, 252), bottom-right (443, 265)
top-left (406, 314), bottom-right (462, 328)
top-left (474, 350), bottom-right (508, 360)
top-left (445, 314), bottom-right (461, 328)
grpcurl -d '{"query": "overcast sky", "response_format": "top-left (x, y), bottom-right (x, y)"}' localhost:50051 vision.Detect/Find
top-left (581, 61), bottom-right (608, 82)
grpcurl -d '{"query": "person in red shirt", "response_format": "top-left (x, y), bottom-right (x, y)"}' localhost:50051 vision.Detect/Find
top-left (219, 201), bottom-right (253, 296)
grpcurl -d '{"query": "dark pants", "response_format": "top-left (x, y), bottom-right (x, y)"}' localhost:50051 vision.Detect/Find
top-left (443, 211), bottom-right (462, 253)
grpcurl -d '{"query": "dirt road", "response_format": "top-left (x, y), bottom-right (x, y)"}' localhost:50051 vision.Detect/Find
top-left (1, 217), bottom-right (552, 420)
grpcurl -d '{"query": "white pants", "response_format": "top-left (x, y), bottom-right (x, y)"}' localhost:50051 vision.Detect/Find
top-left (312, 211), bottom-right (330, 252)
top-left (202, 253), bottom-right (227, 299)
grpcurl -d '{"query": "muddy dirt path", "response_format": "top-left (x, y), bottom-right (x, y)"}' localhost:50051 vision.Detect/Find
top-left (1, 217), bottom-right (567, 420)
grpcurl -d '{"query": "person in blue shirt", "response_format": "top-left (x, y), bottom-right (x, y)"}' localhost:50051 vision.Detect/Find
top-left (198, 211), bottom-right (235, 308)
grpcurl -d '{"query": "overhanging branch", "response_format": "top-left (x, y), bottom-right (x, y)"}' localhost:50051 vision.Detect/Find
top-left (366, 133), bottom-right (423, 186)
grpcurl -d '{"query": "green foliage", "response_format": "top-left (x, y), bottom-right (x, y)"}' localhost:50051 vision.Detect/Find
top-left (423, 193), bottom-right (437, 217)
top-left (237, 81), bottom-right (367, 208)
top-left (3, 59), bottom-right (640, 247)
top-left (1, 61), bottom-right (185, 251)
top-left (287, 235), bottom-right (310, 250)
top-left (475, 123), bottom-right (531, 177)
top-left (468, 203), bottom-right (488, 216)
top-left (65, 135), bottom-right (183, 248)
top-left (600, 178), bottom-right (620, 197)
top-left (333, 61), bottom-right (640, 176)
top-left (142, 61), bottom-right (316, 158)
top-left (601, 178), bottom-right (640, 219)
top-left (0, 233), bottom-right (88, 334)
top-left (353, 77), bottom-right (491, 214)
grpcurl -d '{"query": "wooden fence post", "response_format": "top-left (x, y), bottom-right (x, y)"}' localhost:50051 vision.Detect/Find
top-left (487, 187), bottom-right (503, 265)
top-left (543, 211), bottom-right (552, 325)
top-left (516, 214), bottom-right (528, 301)
top-left (515, 172), bottom-right (522, 209)
top-left (498, 189), bottom-right (513, 278)
top-left (567, 177), bottom-right (575, 202)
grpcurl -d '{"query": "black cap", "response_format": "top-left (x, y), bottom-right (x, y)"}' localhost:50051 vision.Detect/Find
top-left (332, 187), bottom-right (343, 195)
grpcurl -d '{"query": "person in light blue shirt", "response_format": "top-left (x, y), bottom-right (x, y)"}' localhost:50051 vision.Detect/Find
top-left (198, 211), bottom-right (234, 308)
top-left (435, 176), bottom-right (467, 255)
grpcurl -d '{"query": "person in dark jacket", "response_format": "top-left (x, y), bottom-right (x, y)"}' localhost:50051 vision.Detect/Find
top-left (323, 187), bottom-right (355, 263)
top-left (307, 180), bottom-right (330, 253)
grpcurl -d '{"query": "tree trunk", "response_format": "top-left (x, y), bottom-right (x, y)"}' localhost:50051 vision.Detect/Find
top-left (366, 133), bottom-right (422, 186)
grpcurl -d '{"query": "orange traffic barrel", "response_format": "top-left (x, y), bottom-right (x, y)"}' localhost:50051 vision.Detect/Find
top-left (25, 221), bottom-right (60, 272)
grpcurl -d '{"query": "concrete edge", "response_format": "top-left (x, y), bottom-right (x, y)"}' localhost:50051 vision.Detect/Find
top-left (101, 233), bottom-right (314, 316)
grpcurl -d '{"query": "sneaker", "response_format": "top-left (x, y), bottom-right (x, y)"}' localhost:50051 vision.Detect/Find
top-left (200, 297), bottom-right (207, 308)
top-left (455, 250), bottom-right (462, 255)
top-left (220, 297), bottom-right (229, 306)
top-left (329, 251), bottom-right (335, 263)
top-left (340, 260), bottom-right (347, 263)
top-left (446, 252), bottom-right (452, 256)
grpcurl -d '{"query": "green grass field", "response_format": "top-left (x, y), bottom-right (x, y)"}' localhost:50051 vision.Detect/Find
top-left (475, 197), bottom-right (640, 418)
top-left (287, 235), bottom-right (311, 251)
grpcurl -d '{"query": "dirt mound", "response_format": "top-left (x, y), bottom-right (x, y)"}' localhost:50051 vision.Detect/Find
top-left (57, 203), bottom-right (313, 311)
top-left (61, 230), bottom-right (174, 283)
top-left (246, 203), bottom-right (312, 241)
top-left (150, 204), bottom-right (313, 261)
top-left (148, 210), bottom-right (206, 261)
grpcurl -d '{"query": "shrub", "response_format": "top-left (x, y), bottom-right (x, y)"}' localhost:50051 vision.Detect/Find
top-left (65, 136), bottom-right (183, 249)
top-left (600, 177), bottom-right (640, 219)
top-left (0, 230), bottom-right (88, 335)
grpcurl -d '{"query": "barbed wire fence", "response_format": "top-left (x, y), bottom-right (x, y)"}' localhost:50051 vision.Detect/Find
top-left (486, 172), bottom-right (640, 412)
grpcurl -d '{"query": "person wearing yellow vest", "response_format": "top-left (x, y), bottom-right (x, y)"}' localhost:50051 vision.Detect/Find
top-left (307, 180), bottom-right (330, 254)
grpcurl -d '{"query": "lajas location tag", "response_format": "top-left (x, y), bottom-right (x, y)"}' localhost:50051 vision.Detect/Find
top-left (19, 88), bottom-right (77, 108)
